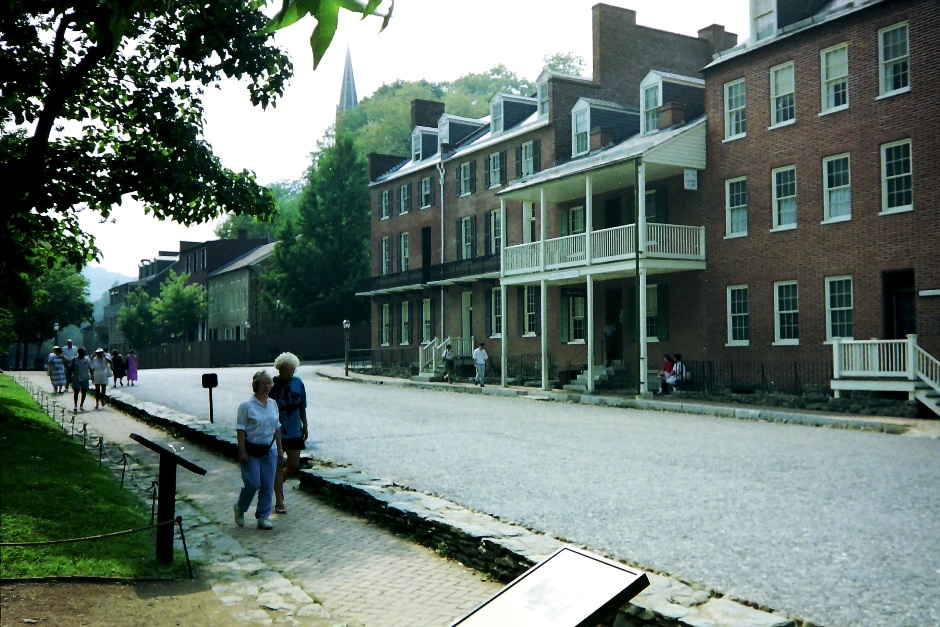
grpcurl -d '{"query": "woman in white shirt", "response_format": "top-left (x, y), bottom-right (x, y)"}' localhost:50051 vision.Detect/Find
top-left (234, 370), bottom-right (284, 530)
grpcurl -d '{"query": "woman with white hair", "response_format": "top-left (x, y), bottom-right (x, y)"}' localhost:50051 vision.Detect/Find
top-left (270, 352), bottom-right (308, 515)
top-left (234, 370), bottom-right (284, 530)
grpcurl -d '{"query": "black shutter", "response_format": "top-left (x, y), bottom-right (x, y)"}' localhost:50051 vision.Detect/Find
top-left (485, 289), bottom-right (492, 337)
top-left (533, 139), bottom-right (541, 173)
top-left (456, 167), bottom-right (462, 196)
top-left (484, 156), bottom-right (491, 188)
top-left (409, 301), bottom-right (414, 344)
top-left (560, 292), bottom-right (570, 342)
top-left (517, 287), bottom-right (525, 336)
top-left (560, 208), bottom-right (570, 237)
top-left (430, 179), bottom-right (435, 205)
top-left (408, 182), bottom-right (413, 212)
top-left (456, 218), bottom-right (463, 259)
top-left (500, 150), bottom-right (508, 184)
top-left (515, 146), bottom-right (523, 179)
top-left (469, 161), bottom-right (477, 193)
top-left (469, 215), bottom-right (477, 257)
top-left (484, 212), bottom-right (492, 256)
top-left (534, 286), bottom-right (541, 334)
top-left (657, 283), bottom-right (669, 340)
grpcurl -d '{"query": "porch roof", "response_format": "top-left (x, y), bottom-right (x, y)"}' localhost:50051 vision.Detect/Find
top-left (498, 116), bottom-right (706, 203)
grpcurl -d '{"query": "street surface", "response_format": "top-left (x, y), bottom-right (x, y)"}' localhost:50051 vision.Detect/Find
top-left (116, 364), bottom-right (940, 627)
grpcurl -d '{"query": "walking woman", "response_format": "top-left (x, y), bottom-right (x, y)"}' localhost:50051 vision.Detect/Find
top-left (270, 352), bottom-right (308, 515)
top-left (90, 348), bottom-right (111, 409)
top-left (126, 349), bottom-right (138, 386)
top-left (47, 346), bottom-right (67, 394)
top-left (233, 370), bottom-right (283, 530)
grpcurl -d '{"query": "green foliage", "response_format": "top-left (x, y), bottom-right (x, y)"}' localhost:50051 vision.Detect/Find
top-left (0, 377), bottom-right (185, 578)
top-left (1, 1), bottom-right (292, 309)
top-left (118, 288), bottom-right (162, 350)
top-left (12, 263), bottom-right (93, 351)
top-left (153, 271), bottom-right (207, 341)
top-left (542, 52), bottom-right (586, 76)
top-left (215, 179), bottom-right (304, 241)
top-left (264, 134), bottom-right (370, 325)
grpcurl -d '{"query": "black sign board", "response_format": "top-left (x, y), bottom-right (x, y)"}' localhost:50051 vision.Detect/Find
top-left (450, 546), bottom-right (649, 627)
top-left (201, 373), bottom-right (218, 388)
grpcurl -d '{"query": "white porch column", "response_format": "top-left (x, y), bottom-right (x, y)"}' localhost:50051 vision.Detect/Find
top-left (541, 279), bottom-right (548, 391)
top-left (831, 337), bottom-right (842, 398)
top-left (585, 175), bottom-right (593, 266)
top-left (587, 274), bottom-right (595, 393)
top-left (500, 285), bottom-right (507, 387)
top-left (907, 333), bottom-right (919, 381)
top-left (638, 161), bottom-right (649, 396)
top-left (500, 198), bottom-right (508, 387)
top-left (540, 188), bottom-right (547, 271)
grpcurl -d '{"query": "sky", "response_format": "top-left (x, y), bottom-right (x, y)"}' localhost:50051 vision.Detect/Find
top-left (82, 0), bottom-right (750, 275)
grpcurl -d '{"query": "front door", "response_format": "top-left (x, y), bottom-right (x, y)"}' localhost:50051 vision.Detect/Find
top-left (884, 270), bottom-right (916, 339)
top-left (462, 291), bottom-right (472, 341)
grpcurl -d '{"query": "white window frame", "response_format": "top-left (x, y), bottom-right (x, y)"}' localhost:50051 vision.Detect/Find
top-left (642, 84), bottom-right (660, 134)
top-left (400, 301), bottom-right (410, 345)
top-left (380, 190), bottom-right (391, 219)
top-left (398, 184), bottom-right (410, 215)
top-left (491, 99), bottom-right (504, 134)
top-left (522, 202), bottom-right (536, 244)
top-left (645, 285), bottom-right (659, 342)
top-left (773, 281), bottom-right (799, 345)
top-left (572, 107), bottom-right (590, 157)
top-left (753, 0), bottom-right (776, 41)
top-left (770, 62), bottom-right (795, 128)
top-left (381, 303), bottom-right (391, 346)
top-left (490, 208), bottom-right (502, 254)
top-left (825, 276), bottom-right (854, 341)
top-left (490, 287), bottom-right (502, 338)
top-left (566, 292), bottom-right (586, 344)
top-left (459, 162), bottom-right (472, 197)
top-left (727, 285), bottom-right (750, 346)
top-left (412, 132), bottom-right (422, 161)
top-left (725, 177), bottom-right (748, 238)
top-left (537, 82), bottom-right (549, 117)
top-left (488, 152), bottom-right (502, 188)
top-left (460, 216), bottom-right (473, 260)
top-left (420, 176), bottom-right (433, 208)
top-left (523, 285), bottom-right (537, 336)
top-left (422, 298), bottom-right (433, 344)
top-left (724, 79), bottom-right (747, 140)
top-left (644, 190), bottom-right (659, 223)
top-left (380, 236), bottom-right (391, 275)
top-left (820, 43), bottom-right (849, 114)
top-left (399, 232), bottom-right (409, 272)
top-left (879, 22), bottom-right (910, 98)
top-left (567, 205), bottom-right (585, 235)
top-left (822, 153), bottom-right (851, 223)
top-left (771, 166), bottom-right (797, 231)
top-left (880, 139), bottom-right (913, 215)
top-left (521, 141), bottom-right (535, 177)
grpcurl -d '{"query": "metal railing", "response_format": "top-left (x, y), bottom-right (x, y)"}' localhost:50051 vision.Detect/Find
top-left (419, 336), bottom-right (474, 373)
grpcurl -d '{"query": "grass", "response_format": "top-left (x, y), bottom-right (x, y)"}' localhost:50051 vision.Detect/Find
top-left (0, 375), bottom-right (187, 579)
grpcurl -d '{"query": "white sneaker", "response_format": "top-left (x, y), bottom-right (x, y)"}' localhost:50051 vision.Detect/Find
top-left (233, 504), bottom-right (244, 527)
top-left (257, 518), bottom-right (273, 530)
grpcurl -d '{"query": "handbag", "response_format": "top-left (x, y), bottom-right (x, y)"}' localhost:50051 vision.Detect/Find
top-left (244, 437), bottom-right (275, 458)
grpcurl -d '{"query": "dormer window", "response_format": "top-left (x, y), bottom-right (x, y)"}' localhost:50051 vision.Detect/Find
top-left (571, 103), bottom-right (589, 157)
top-left (411, 127), bottom-right (437, 161)
top-left (753, 0), bottom-right (776, 41)
top-left (537, 82), bottom-right (549, 117)
top-left (412, 133), bottom-right (422, 161)
top-left (642, 84), bottom-right (661, 134)
top-left (491, 100), bottom-right (504, 134)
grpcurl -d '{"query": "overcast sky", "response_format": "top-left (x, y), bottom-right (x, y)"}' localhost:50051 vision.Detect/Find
top-left (82, 0), bottom-right (750, 275)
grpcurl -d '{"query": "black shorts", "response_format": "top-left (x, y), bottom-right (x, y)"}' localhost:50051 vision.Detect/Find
top-left (282, 437), bottom-right (306, 451)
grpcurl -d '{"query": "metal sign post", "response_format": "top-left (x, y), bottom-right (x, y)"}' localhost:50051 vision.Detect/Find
top-left (202, 373), bottom-right (218, 423)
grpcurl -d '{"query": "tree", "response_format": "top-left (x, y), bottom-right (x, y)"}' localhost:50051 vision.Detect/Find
top-left (264, 134), bottom-right (370, 326)
top-left (542, 52), bottom-right (586, 76)
top-left (152, 271), bottom-right (207, 341)
top-left (118, 288), bottom-right (162, 350)
top-left (215, 180), bottom-right (304, 241)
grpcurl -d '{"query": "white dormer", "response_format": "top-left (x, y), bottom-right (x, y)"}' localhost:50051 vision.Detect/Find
top-left (537, 81), bottom-right (550, 118)
top-left (490, 97), bottom-right (504, 134)
top-left (640, 73), bottom-right (663, 135)
top-left (571, 100), bottom-right (590, 156)
top-left (411, 126), bottom-right (438, 161)
top-left (752, 0), bottom-right (777, 41)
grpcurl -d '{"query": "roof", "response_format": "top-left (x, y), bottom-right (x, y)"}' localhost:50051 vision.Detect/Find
top-left (208, 241), bottom-right (277, 278)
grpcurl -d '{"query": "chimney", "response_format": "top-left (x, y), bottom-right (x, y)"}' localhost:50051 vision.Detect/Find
top-left (658, 102), bottom-right (687, 130)
top-left (411, 99), bottom-right (446, 130)
top-left (698, 24), bottom-right (738, 56)
top-left (590, 127), bottom-right (614, 151)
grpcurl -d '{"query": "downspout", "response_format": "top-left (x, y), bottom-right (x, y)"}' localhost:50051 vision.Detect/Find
top-left (437, 156), bottom-right (446, 340)
top-left (634, 158), bottom-right (642, 397)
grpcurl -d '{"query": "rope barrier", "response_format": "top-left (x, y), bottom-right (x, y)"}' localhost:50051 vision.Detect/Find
top-left (0, 518), bottom-right (176, 547)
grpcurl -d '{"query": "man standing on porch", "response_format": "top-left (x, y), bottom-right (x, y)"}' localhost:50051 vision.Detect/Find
top-left (472, 342), bottom-right (488, 387)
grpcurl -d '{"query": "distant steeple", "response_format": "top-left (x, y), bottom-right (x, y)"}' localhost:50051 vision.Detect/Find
top-left (337, 47), bottom-right (358, 117)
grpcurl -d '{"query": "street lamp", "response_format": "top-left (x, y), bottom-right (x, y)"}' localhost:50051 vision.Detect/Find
top-left (244, 320), bottom-right (251, 365)
top-left (53, 321), bottom-right (59, 347)
top-left (342, 319), bottom-right (351, 377)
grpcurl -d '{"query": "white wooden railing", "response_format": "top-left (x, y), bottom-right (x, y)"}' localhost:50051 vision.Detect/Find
top-left (420, 336), bottom-right (474, 373)
top-left (916, 344), bottom-right (940, 395)
top-left (503, 223), bottom-right (705, 276)
top-left (832, 335), bottom-right (940, 396)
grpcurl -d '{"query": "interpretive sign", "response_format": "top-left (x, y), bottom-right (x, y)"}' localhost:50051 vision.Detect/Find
top-left (202, 373), bottom-right (218, 422)
top-left (450, 546), bottom-right (649, 627)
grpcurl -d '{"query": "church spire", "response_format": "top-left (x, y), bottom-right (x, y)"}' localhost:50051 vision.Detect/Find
top-left (337, 47), bottom-right (358, 117)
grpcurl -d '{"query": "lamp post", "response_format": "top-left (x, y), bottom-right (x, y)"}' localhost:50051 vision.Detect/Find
top-left (53, 321), bottom-right (59, 347)
top-left (342, 319), bottom-right (351, 377)
top-left (244, 320), bottom-right (251, 365)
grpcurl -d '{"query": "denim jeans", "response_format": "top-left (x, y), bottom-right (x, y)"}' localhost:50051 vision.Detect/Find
top-left (236, 446), bottom-right (277, 520)
top-left (475, 363), bottom-right (486, 385)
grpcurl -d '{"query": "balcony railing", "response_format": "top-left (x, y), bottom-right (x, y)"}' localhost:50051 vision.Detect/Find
top-left (356, 268), bottom-right (426, 293)
top-left (503, 223), bottom-right (705, 276)
top-left (427, 255), bottom-right (500, 283)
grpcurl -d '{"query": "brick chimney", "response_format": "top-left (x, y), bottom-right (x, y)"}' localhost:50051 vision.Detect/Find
top-left (590, 127), bottom-right (614, 151)
top-left (698, 24), bottom-right (738, 56)
top-left (657, 102), bottom-right (687, 130)
top-left (411, 99), bottom-right (446, 130)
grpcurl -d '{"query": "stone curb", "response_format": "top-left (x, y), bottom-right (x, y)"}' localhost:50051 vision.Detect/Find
top-left (107, 389), bottom-right (801, 627)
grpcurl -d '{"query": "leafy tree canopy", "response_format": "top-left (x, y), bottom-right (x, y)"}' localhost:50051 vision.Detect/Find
top-left (12, 263), bottom-right (94, 350)
top-left (118, 288), bottom-right (162, 350)
top-left (152, 270), bottom-right (206, 341)
top-left (215, 179), bottom-right (304, 241)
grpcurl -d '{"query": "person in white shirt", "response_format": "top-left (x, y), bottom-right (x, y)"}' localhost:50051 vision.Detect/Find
top-left (472, 342), bottom-right (488, 387)
top-left (61, 339), bottom-right (78, 387)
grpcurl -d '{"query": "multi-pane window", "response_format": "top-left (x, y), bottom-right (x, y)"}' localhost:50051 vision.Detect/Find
top-left (381, 304), bottom-right (390, 345)
top-left (380, 236), bottom-right (391, 275)
top-left (380, 190), bottom-right (391, 219)
top-left (774, 281), bottom-right (799, 344)
top-left (826, 277), bottom-right (854, 339)
top-left (420, 176), bottom-right (433, 208)
top-left (460, 216), bottom-right (474, 260)
top-left (724, 79), bottom-right (746, 139)
top-left (726, 177), bottom-right (748, 237)
top-left (881, 139), bottom-right (912, 213)
top-left (490, 288), bottom-right (502, 337)
top-left (523, 286), bottom-right (537, 335)
top-left (537, 83), bottom-right (549, 117)
top-left (564, 205), bottom-right (585, 235)
top-left (398, 184), bottom-right (411, 214)
top-left (643, 85), bottom-right (660, 134)
top-left (879, 23), bottom-right (909, 96)
top-left (646, 285), bottom-right (659, 340)
top-left (422, 298), bottom-right (432, 344)
top-left (522, 202), bottom-right (536, 244)
top-left (727, 286), bottom-right (750, 345)
top-left (521, 141), bottom-right (536, 177)
top-left (458, 162), bottom-right (474, 196)
top-left (488, 153), bottom-right (501, 187)
top-left (771, 62), bottom-right (795, 126)
top-left (573, 109), bottom-right (589, 156)
top-left (564, 292), bottom-right (586, 342)
top-left (412, 133), bottom-right (422, 161)
top-left (823, 154), bottom-right (851, 221)
top-left (772, 166), bottom-right (797, 229)
top-left (399, 232), bottom-right (409, 271)
top-left (491, 100), bottom-right (504, 134)
top-left (821, 44), bottom-right (848, 112)
top-left (489, 208), bottom-right (502, 254)
top-left (644, 190), bottom-right (660, 223)
top-left (400, 301), bottom-right (410, 345)
top-left (753, 0), bottom-right (775, 41)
